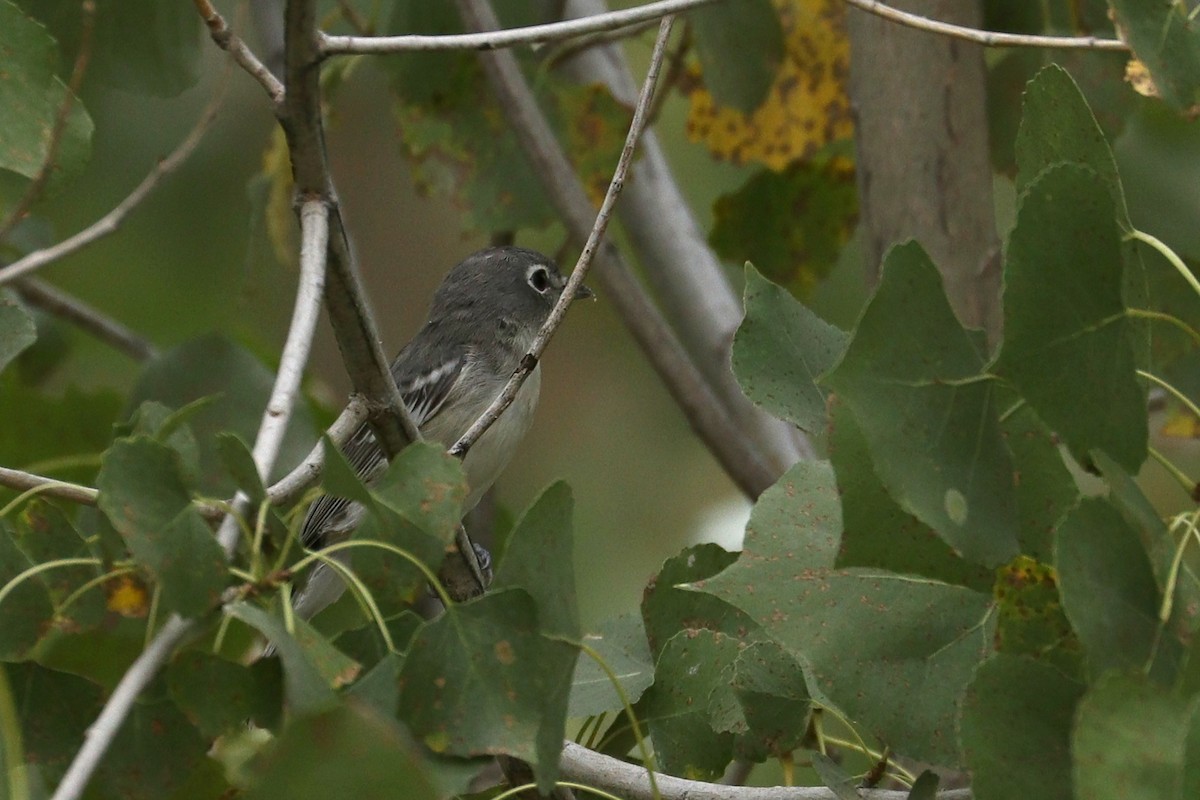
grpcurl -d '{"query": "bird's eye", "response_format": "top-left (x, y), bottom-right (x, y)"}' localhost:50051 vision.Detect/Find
top-left (527, 265), bottom-right (551, 293)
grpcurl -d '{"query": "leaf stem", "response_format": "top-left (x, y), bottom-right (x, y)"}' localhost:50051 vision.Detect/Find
top-left (1127, 230), bottom-right (1200, 301)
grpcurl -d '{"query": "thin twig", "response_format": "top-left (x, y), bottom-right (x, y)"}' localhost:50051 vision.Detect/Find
top-left (0, 397), bottom-right (369, 519)
top-left (0, 78), bottom-right (227, 288)
top-left (843, 0), bottom-right (1126, 50)
top-left (192, 0), bottom-right (286, 103)
top-left (558, 0), bottom-right (810, 474)
top-left (456, 0), bottom-right (777, 497)
top-left (321, 0), bottom-right (719, 55)
top-left (0, 0), bottom-right (97, 244)
top-left (449, 16), bottom-right (675, 459)
top-left (0, 467), bottom-right (97, 507)
top-left (12, 279), bottom-right (158, 362)
top-left (559, 741), bottom-right (975, 800)
top-left (214, 199), bottom-right (329, 554)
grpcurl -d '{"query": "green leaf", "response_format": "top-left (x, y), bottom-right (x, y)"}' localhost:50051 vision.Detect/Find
top-left (245, 703), bottom-right (440, 800)
top-left (1073, 672), bottom-right (1198, 800)
top-left (993, 556), bottom-right (1082, 680)
top-left (0, 293), bottom-right (36, 373)
top-left (641, 543), bottom-right (759, 658)
top-left (732, 265), bottom-right (847, 433)
top-left (216, 432), bottom-right (266, 504)
top-left (644, 629), bottom-right (739, 780)
top-left (320, 435), bottom-right (374, 506)
top-left (373, 441), bottom-right (466, 545)
top-left (0, 521), bottom-right (54, 659)
top-left (224, 601), bottom-right (339, 716)
top-left (1055, 498), bottom-right (1180, 683)
top-left (829, 399), bottom-right (993, 589)
top-left (11, 500), bottom-right (106, 630)
top-left (129, 335), bottom-right (318, 494)
top-left (823, 241), bottom-right (1019, 567)
top-left (960, 653), bottom-right (1084, 800)
top-left (810, 752), bottom-right (860, 800)
top-left (0, 378), bottom-right (121, 490)
top-left (907, 771), bottom-right (940, 800)
top-left (995, 164), bottom-right (1146, 472)
top-left (717, 640), bottom-right (811, 762)
top-left (493, 481), bottom-right (578, 639)
top-left (1002, 402), bottom-right (1079, 562)
top-left (1015, 65), bottom-right (1127, 221)
top-left (397, 588), bottom-right (576, 793)
top-left (167, 651), bottom-right (282, 736)
top-left (1108, 0), bottom-right (1200, 115)
top-left (712, 163), bottom-right (857, 301)
top-left (11, 661), bottom-right (210, 799)
top-left (0, 2), bottom-right (92, 193)
top-left (704, 565), bottom-right (993, 766)
top-left (96, 436), bottom-right (227, 618)
top-left (348, 505), bottom-right (447, 617)
top-left (569, 612), bottom-right (654, 718)
top-left (688, 0), bottom-right (784, 113)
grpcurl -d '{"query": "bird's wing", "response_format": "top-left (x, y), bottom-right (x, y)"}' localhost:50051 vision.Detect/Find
top-left (298, 350), bottom-right (469, 550)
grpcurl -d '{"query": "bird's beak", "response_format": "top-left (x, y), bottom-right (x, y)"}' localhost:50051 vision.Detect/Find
top-left (573, 282), bottom-right (596, 301)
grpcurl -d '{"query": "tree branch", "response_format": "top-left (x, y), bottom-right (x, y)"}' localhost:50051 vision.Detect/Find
top-left (214, 199), bottom-right (329, 554)
top-left (843, 0), bottom-right (1126, 50)
top-left (192, 0), bottom-right (285, 103)
top-left (559, 742), bottom-right (974, 800)
top-left (0, 467), bottom-right (98, 507)
top-left (0, 78), bottom-right (226, 288)
top-left (280, 0), bottom-right (421, 459)
top-left (12, 278), bottom-right (158, 362)
top-left (449, 15), bottom-right (676, 460)
top-left (455, 0), bottom-right (778, 498)
top-left (321, 0), bottom-right (719, 55)
top-left (559, 0), bottom-right (812, 473)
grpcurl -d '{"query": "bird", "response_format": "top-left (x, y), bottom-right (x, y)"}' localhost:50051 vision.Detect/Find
top-left (287, 245), bottom-right (593, 623)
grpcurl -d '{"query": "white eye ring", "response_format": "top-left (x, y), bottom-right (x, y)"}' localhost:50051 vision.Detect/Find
top-left (527, 265), bottom-right (551, 293)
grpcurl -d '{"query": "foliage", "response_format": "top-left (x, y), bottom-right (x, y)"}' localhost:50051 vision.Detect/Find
top-left (2, 1), bottom-right (1200, 800)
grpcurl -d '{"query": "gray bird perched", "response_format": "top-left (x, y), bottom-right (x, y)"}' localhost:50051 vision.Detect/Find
top-left (290, 245), bottom-right (593, 622)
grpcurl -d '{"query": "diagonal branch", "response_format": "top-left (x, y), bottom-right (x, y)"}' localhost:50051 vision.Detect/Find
top-left (559, 0), bottom-right (811, 474)
top-left (12, 278), bottom-right (158, 362)
top-left (192, 0), bottom-right (285, 103)
top-left (455, 0), bottom-right (777, 497)
top-left (843, 0), bottom-right (1126, 50)
top-left (321, 0), bottom-right (718, 55)
top-left (449, 15), bottom-right (676, 459)
top-left (0, 78), bottom-right (227, 288)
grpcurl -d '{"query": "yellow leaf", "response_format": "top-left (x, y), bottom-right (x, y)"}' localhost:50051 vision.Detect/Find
top-left (684, 0), bottom-right (852, 170)
top-left (1125, 58), bottom-right (1158, 99)
top-left (1161, 407), bottom-right (1200, 439)
top-left (106, 574), bottom-right (150, 617)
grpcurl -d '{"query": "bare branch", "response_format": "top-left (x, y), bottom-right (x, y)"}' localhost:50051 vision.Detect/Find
top-left (455, 0), bottom-right (777, 497)
top-left (192, 0), bottom-right (285, 103)
top-left (449, 16), bottom-right (676, 459)
top-left (266, 395), bottom-right (369, 508)
top-left (843, 0), bottom-right (1126, 50)
top-left (321, 0), bottom-right (718, 55)
top-left (0, 467), bottom-right (98, 507)
top-left (0, 0), bottom-right (96, 243)
top-left (12, 278), bottom-right (159, 361)
top-left (559, 742), bottom-right (975, 800)
top-left (214, 199), bottom-right (329, 554)
top-left (559, 0), bottom-right (811, 473)
top-left (0, 80), bottom-right (226, 288)
top-left (281, 0), bottom-right (421, 459)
